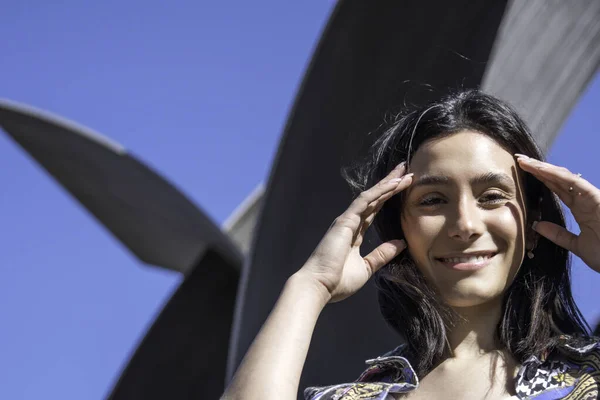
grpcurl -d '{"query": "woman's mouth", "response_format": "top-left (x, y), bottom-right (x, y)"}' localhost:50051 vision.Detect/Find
top-left (435, 252), bottom-right (496, 271)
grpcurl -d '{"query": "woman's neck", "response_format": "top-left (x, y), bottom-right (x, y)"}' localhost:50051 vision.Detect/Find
top-left (447, 298), bottom-right (504, 360)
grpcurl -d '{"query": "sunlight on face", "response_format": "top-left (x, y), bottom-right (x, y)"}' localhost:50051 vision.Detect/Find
top-left (401, 131), bottom-right (528, 308)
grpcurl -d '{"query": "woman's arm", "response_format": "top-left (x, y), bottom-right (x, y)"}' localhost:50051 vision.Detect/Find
top-left (221, 163), bottom-right (411, 399)
top-left (221, 272), bottom-right (330, 400)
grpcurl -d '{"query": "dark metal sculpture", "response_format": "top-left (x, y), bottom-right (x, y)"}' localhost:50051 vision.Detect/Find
top-left (0, 101), bottom-right (242, 400)
top-left (481, 0), bottom-right (600, 152)
top-left (0, 100), bottom-right (242, 273)
top-left (1, 0), bottom-right (598, 398)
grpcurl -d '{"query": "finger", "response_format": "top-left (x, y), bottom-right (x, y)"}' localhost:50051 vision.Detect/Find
top-left (516, 156), bottom-right (596, 195)
top-left (516, 156), bottom-right (599, 210)
top-left (347, 172), bottom-right (413, 217)
top-left (536, 178), bottom-right (573, 207)
top-left (334, 174), bottom-right (411, 241)
top-left (358, 174), bottom-right (413, 236)
top-left (533, 220), bottom-right (578, 252)
top-left (357, 183), bottom-right (408, 243)
top-left (515, 155), bottom-right (568, 183)
top-left (515, 155), bottom-right (570, 185)
top-left (513, 156), bottom-right (568, 199)
top-left (363, 203), bottom-right (382, 230)
top-left (365, 175), bottom-right (409, 211)
top-left (345, 163), bottom-right (405, 215)
top-left (363, 239), bottom-right (406, 275)
top-left (360, 202), bottom-right (384, 239)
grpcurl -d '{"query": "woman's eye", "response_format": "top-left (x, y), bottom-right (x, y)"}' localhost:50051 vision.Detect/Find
top-left (419, 196), bottom-right (445, 206)
top-left (479, 192), bottom-right (507, 204)
top-left (417, 192), bottom-right (508, 207)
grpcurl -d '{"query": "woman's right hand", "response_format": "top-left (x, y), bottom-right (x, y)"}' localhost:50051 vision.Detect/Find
top-left (298, 163), bottom-right (414, 303)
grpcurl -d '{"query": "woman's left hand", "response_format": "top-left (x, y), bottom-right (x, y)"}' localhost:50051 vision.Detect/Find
top-left (516, 154), bottom-right (600, 273)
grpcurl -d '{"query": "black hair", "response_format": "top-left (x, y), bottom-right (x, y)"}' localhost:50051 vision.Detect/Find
top-left (343, 89), bottom-right (589, 377)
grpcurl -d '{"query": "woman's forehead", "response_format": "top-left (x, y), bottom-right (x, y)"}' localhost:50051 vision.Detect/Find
top-left (409, 131), bottom-right (517, 179)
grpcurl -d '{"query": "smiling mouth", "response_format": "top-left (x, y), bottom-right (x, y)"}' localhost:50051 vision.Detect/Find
top-left (435, 252), bottom-right (497, 271)
top-left (438, 254), bottom-right (494, 263)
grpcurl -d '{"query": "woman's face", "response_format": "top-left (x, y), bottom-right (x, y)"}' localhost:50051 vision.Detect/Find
top-left (401, 131), bottom-right (529, 308)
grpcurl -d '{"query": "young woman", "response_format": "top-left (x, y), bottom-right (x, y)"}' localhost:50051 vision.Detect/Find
top-left (221, 90), bottom-right (600, 399)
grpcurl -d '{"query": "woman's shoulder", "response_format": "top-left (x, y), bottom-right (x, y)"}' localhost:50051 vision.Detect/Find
top-left (304, 336), bottom-right (600, 400)
top-left (556, 333), bottom-right (600, 355)
top-left (303, 344), bottom-right (418, 400)
top-left (515, 334), bottom-right (600, 399)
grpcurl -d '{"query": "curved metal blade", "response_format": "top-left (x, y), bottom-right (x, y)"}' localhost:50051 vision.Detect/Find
top-left (0, 100), bottom-right (242, 273)
top-left (482, 0), bottom-right (600, 153)
top-left (107, 249), bottom-right (239, 400)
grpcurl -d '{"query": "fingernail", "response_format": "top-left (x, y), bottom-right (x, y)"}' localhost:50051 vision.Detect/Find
top-left (394, 161), bottom-right (406, 171)
top-left (532, 221), bottom-right (538, 231)
top-left (516, 156), bottom-right (532, 163)
top-left (389, 173), bottom-right (413, 184)
top-left (515, 154), bottom-right (537, 165)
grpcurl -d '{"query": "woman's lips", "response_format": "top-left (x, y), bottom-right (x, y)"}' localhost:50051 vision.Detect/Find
top-left (435, 253), bottom-right (496, 271)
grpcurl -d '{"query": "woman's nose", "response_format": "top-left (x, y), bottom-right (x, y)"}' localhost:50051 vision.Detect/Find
top-left (447, 198), bottom-right (484, 242)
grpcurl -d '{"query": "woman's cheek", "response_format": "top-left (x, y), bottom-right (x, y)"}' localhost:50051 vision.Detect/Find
top-left (489, 205), bottom-right (522, 242)
top-left (402, 214), bottom-right (446, 255)
top-left (419, 215), bottom-right (446, 236)
top-left (487, 206), bottom-right (526, 271)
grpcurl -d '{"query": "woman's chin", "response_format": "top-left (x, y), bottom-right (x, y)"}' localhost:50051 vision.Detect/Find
top-left (442, 287), bottom-right (505, 309)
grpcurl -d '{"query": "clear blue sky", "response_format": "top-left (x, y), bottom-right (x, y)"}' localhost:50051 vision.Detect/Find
top-left (0, 2), bottom-right (597, 399)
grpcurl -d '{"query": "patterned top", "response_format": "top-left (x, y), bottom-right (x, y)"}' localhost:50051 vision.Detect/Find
top-left (304, 335), bottom-right (600, 400)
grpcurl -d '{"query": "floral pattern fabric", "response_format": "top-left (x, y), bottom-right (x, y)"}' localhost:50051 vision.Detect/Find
top-left (304, 336), bottom-right (600, 400)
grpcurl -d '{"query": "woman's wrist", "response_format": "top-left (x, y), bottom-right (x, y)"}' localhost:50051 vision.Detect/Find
top-left (287, 269), bottom-right (332, 309)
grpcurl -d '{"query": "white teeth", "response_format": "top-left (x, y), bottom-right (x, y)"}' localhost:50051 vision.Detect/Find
top-left (441, 255), bottom-right (492, 263)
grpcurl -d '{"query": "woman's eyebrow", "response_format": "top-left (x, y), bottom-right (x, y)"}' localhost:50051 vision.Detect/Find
top-left (412, 172), bottom-right (516, 189)
top-left (471, 172), bottom-right (516, 189)
top-left (412, 174), bottom-right (451, 188)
